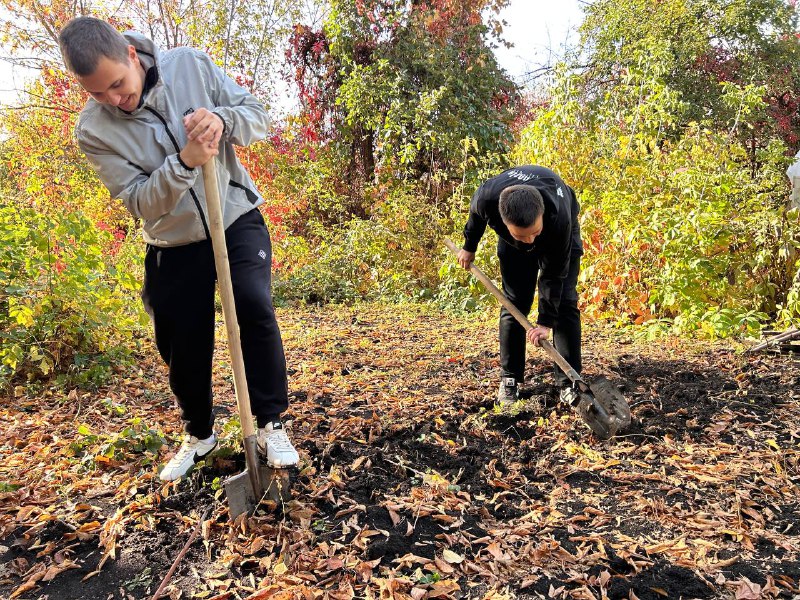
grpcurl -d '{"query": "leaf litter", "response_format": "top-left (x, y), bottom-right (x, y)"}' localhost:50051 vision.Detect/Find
top-left (1, 304), bottom-right (798, 599)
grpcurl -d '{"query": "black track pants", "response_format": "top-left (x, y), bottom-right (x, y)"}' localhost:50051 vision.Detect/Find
top-left (498, 238), bottom-right (582, 386)
top-left (141, 209), bottom-right (288, 439)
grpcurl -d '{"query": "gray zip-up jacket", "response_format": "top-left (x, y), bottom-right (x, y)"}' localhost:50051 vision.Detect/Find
top-left (75, 32), bottom-right (269, 247)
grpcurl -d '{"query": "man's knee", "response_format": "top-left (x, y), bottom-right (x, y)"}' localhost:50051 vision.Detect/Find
top-left (235, 285), bottom-right (275, 323)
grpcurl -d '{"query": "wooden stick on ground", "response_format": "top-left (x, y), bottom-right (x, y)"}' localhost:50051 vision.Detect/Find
top-left (150, 508), bottom-right (210, 600)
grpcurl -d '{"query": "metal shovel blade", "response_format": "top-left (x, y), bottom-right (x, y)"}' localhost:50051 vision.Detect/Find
top-left (224, 465), bottom-right (293, 519)
top-left (576, 377), bottom-right (631, 439)
top-left (224, 468), bottom-right (259, 519)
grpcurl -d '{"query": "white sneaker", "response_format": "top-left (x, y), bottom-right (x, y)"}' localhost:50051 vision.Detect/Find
top-left (257, 422), bottom-right (299, 468)
top-left (159, 434), bottom-right (217, 481)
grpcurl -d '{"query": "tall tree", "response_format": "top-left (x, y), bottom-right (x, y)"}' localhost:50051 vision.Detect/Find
top-left (575, 0), bottom-right (800, 153)
top-left (286, 0), bottom-right (518, 186)
top-left (0, 0), bottom-right (299, 101)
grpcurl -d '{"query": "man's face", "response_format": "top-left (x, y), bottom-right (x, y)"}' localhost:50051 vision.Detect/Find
top-left (504, 215), bottom-right (544, 245)
top-left (76, 45), bottom-right (145, 111)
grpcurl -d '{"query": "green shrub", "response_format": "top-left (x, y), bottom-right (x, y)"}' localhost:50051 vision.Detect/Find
top-left (0, 201), bottom-right (146, 388)
top-left (273, 182), bottom-right (454, 304)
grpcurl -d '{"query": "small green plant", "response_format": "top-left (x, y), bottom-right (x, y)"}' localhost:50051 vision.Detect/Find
top-left (101, 397), bottom-right (126, 416)
top-left (122, 567), bottom-right (153, 592)
top-left (311, 518), bottom-right (329, 533)
top-left (416, 571), bottom-right (442, 585)
top-left (68, 420), bottom-right (165, 467)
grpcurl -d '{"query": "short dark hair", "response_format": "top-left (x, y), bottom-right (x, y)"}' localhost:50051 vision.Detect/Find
top-left (499, 185), bottom-right (545, 227)
top-left (58, 17), bottom-right (130, 76)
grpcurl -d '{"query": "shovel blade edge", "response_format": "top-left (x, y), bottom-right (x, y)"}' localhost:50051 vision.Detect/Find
top-left (584, 377), bottom-right (632, 439)
top-left (225, 465), bottom-right (294, 519)
top-left (224, 470), bottom-right (257, 519)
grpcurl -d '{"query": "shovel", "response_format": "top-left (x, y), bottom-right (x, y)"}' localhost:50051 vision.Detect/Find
top-left (444, 238), bottom-right (631, 439)
top-left (202, 160), bottom-right (291, 518)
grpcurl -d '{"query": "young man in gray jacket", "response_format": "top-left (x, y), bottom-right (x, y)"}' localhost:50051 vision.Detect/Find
top-left (58, 16), bottom-right (298, 480)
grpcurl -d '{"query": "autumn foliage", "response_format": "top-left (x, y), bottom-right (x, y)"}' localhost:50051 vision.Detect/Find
top-left (1, 0), bottom-right (800, 388)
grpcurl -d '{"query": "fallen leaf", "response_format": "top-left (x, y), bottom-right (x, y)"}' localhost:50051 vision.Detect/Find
top-left (734, 577), bottom-right (762, 600)
top-left (442, 549), bottom-right (464, 564)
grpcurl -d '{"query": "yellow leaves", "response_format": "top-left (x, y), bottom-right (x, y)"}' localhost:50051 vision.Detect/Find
top-left (433, 555), bottom-right (456, 575)
top-left (483, 541), bottom-right (511, 562)
top-left (9, 301), bottom-right (34, 327)
top-left (391, 553), bottom-right (432, 568)
top-left (41, 559), bottom-right (79, 582)
top-left (3, 303), bottom-right (800, 599)
top-left (421, 471), bottom-right (449, 488)
top-left (426, 579), bottom-right (461, 598)
top-left (9, 557), bottom-right (79, 598)
top-left (354, 558), bottom-right (381, 583)
top-left (564, 442), bottom-right (602, 462)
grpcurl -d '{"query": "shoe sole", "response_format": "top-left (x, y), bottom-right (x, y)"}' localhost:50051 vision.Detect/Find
top-left (260, 454), bottom-right (299, 469)
top-left (159, 443), bottom-right (217, 482)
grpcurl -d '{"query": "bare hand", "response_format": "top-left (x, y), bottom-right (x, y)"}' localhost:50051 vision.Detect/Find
top-left (179, 137), bottom-right (219, 169)
top-left (457, 249), bottom-right (475, 270)
top-left (183, 108), bottom-right (224, 147)
top-left (527, 325), bottom-right (552, 347)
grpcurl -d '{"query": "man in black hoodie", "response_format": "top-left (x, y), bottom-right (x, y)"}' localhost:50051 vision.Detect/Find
top-left (456, 165), bottom-right (583, 405)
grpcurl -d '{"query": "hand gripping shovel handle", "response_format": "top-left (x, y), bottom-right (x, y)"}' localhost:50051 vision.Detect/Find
top-left (202, 160), bottom-right (262, 502)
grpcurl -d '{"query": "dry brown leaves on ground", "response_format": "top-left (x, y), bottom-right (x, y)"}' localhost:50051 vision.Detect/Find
top-left (1, 303), bottom-right (798, 600)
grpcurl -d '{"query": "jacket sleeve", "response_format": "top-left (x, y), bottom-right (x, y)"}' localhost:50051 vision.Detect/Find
top-left (194, 50), bottom-right (270, 148)
top-left (536, 206), bottom-right (572, 328)
top-left (77, 127), bottom-right (198, 221)
top-left (463, 184), bottom-right (489, 252)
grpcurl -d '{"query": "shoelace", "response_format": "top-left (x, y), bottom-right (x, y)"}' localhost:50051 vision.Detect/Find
top-left (172, 436), bottom-right (201, 462)
top-left (267, 429), bottom-right (294, 451)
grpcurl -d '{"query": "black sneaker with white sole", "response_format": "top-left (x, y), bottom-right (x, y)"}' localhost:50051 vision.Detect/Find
top-left (497, 377), bottom-right (519, 405)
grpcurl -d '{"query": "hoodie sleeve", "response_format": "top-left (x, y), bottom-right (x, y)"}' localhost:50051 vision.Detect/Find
top-left (462, 183), bottom-right (489, 252)
top-left (193, 50), bottom-right (270, 148)
top-left (77, 124), bottom-right (198, 221)
top-left (536, 200), bottom-right (572, 328)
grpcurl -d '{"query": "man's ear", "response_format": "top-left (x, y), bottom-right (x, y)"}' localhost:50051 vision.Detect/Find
top-left (128, 44), bottom-right (138, 64)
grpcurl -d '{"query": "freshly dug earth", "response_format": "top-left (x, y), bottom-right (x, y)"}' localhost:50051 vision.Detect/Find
top-left (1, 304), bottom-right (798, 600)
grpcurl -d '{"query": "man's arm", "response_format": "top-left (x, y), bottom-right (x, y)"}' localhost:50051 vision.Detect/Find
top-left (462, 183), bottom-right (489, 253)
top-left (77, 129), bottom-right (198, 221)
top-left (194, 50), bottom-right (270, 147)
top-left (536, 210), bottom-right (572, 328)
top-left (458, 184), bottom-right (491, 269)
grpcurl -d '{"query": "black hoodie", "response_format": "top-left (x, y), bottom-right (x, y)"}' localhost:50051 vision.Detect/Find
top-left (462, 165), bottom-right (582, 327)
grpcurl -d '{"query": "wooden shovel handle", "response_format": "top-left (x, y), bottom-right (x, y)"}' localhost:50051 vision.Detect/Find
top-left (443, 238), bottom-right (580, 384)
top-left (202, 160), bottom-right (257, 440)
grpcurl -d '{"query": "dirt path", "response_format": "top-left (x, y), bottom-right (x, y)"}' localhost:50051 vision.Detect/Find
top-left (1, 304), bottom-right (798, 599)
